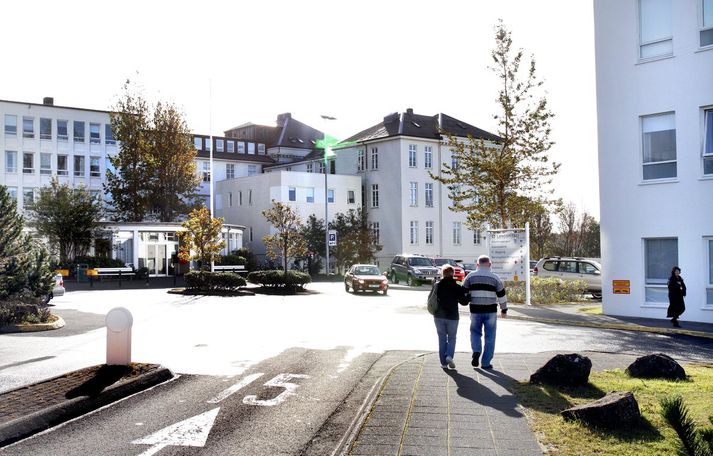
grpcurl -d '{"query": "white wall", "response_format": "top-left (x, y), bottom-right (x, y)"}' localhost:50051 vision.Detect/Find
top-left (595, 0), bottom-right (713, 322)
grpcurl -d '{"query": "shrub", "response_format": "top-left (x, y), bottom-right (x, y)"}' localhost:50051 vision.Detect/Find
top-left (221, 254), bottom-right (246, 266)
top-left (135, 267), bottom-right (150, 280)
top-left (184, 271), bottom-right (247, 291)
top-left (505, 277), bottom-right (588, 305)
top-left (0, 302), bottom-right (47, 326)
top-left (232, 248), bottom-right (259, 271)
top-left (247, 270), bottom-right (311, 289)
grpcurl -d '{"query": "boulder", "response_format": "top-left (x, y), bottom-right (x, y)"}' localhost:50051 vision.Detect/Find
top-left (561, 391), bottom-right (641, 428)
top-left (529, 353), bottom-right (592, 386)
top-left (625, 353), bottom-right (686, 380)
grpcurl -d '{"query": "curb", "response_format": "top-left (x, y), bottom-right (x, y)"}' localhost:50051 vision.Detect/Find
top-left (0, 315), bottom-right (66, 334)
top-left (507, 314), bottom-right (713, 340)
top-left (0, 365), bottom-right (173, 448)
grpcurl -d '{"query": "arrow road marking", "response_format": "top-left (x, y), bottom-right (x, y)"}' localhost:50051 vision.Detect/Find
top-left (207, 372), bottom-right (264, 404)
top-left (132, 407), bottom-right (220, 455)
top-left (242, 373), bottom-right (310, 407)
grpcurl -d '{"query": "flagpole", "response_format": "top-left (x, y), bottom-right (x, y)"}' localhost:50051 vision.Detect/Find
top-left (209, 79), bottom-right (214, 273)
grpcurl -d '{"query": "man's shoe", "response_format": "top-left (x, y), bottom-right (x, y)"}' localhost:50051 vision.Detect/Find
top-left (471, 353), bottom-right (480, 367)
top-left (672, 319), bottom-right (681, 328)
top-left (441, 364), bottom-right (448, 369)
top-left (481, 365), bottom-right (494, 370)
top-left (446, 356), bottom-right (456, 369)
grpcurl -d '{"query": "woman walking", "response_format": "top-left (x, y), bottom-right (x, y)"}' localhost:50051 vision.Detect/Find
top-left (433, 265), bottom-right (469, 369)
top-left (667, 266), bottom-right (686, 327)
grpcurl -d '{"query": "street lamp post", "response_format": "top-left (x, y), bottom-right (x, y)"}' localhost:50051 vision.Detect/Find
top-left (321, 115), bottom-right (336, 275)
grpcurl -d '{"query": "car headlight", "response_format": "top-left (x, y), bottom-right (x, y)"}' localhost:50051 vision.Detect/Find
top-left (381, 279), bottom-right (388, 284)
top-left (413, 268), bottom-right (421, 274)
top-left (358, 279), bottom-right (365, 284)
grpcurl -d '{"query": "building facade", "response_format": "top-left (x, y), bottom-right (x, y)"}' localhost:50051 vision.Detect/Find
top-left (594, 0), bottom-right (713, 322)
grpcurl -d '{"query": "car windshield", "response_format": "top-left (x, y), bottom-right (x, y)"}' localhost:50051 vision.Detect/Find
top-left (461, 263), bottom-right (476, 269)
top-left (433, 258), bottom-right (458, 266)
top-left (408, 257), bottom-right (433, 267)
top-left (354, 266), bottom-right (381, 275)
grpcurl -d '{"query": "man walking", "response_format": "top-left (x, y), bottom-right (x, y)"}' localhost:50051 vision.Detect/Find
top-left (462, 255), bottom-right (507, 369)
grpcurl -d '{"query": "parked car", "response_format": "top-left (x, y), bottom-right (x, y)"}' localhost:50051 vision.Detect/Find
top-left (388, 255), bottom-right (439, 286)
top-left (44, 273), bottom-right (65, 304)
top-left (460, 262), bottom-right (477, 276)
top-left (344, 264), bottom-right (388, 294)
top-left (529, 260), bottom-right (538, 273)
top-left (532, 257), bottom-right (602, 299)
top-left (430, 258), bottom-right (466, 282)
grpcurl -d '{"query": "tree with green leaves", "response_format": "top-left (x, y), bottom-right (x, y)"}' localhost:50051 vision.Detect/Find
top-left (27, 178), bottom-right (103, 263)
top-left (300, 214), bottom-right (325, 275)
top-left (432, 20), bottom-right (560, 230)
top-left (178, 207), bottom-right (225, 271)
top-left (0, 186), bottom-right (54, 305)
top-left (262, 201), bottom-right (307, 274)
top-left (329, 209), bottom-right (381, 274)
top-left (106, 80), bottom-right (200, 222)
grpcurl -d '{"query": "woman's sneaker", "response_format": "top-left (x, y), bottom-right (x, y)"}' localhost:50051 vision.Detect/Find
top-left (446, 356), bottom-right (456, 369)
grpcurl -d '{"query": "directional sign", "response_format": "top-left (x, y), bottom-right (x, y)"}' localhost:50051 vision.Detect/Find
top-left (488, 229), bottom-right (528, 281)
top-left (132, 407), bottom-right (220, 455)
top-left (328, 230), bottom-right (337, 247)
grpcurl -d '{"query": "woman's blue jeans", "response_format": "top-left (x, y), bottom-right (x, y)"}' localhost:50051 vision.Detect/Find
top-left (434, 317), bottom-right (459, 366)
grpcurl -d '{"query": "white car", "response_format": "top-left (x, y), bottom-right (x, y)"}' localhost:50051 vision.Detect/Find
top-left (532, 257), bottom-right (602, 299)
top-left (46, 273), bottom-right (65, 303)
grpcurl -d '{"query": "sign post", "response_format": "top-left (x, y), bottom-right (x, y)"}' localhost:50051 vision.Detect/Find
top-left (487, 226), bottom-right (531, 306)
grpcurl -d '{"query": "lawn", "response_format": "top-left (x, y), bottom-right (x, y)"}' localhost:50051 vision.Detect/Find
top-left (513, 364), bottom-right (713, 455)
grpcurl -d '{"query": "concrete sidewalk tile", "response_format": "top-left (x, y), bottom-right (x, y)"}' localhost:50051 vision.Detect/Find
top-left (400, 445), bottom-right (449, 456)
top-left (452, 447), bottom-right (498, 456)
top-left (449, 436), bottom-right (497, 449)
top-left (350, 442), bottom-right (400, 455)
top-left (359, 425), bottom-right (402, 436)
top-left (401, 434), bottom-right (447, 447)
top-left (404, 427), bottom-right (448, 438)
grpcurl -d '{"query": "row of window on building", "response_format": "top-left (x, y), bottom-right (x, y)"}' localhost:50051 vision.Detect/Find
top-left (284, 186), bottom-right (357, 204)
top-left (5, 186), bottom-right (101, 206)
top-left (193, 136), bottom-right (266, 155)
top-left (358, 145), bottom-right (448, 171)
top-left (641, 108), bottom-right (713, 180)
top-left (198, 161), bottom-right (259, 182)
top-left (3, 115), bottom-right (115, 145)
top-left (639, 0), bottom-right (713, 60)
top-left (4, 150), bottom-right (104, 177)
top-left (406, 221), bottom-right (482, 246)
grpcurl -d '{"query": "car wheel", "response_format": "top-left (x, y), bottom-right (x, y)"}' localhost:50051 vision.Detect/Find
top-left (345, 283), bottom-right (351, 292)
top-left (407, 275), bottom-right (416, 287)
top-left (390, 272), bottom-right (399, 284)
top-left (382, 289), bottom-right (388, 295)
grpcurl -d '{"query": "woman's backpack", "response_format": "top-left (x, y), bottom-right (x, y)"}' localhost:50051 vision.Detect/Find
top-left (427, 282), bottom-right (439, 315)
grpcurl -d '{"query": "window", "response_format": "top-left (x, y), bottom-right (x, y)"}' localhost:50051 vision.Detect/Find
top-left (249, 226), bottom-right (253, 242)
top-left (202, 161), bottom-right (210, 182)
top-left (701, 0), bottom-right (713, 47)
top-left (4, 115), bottom-right (17, 135)
top-left (247, 164), bottom-right (257, 176)
top-left (372, 222), bottom-right (380, 245)
top-left (639, 0), bottom-right (673, 59)
top-left (425, 183), bottom-right (433, 207)
top-left (7, 187), bottom-right (17, 202)
top-left (105, 125), bottom-right (116, 145)
top-left (424, 146), bottom-right (433, 169)
top-left (23, 152), bottom-right (34, 174)
top-left (237, 142), bottom-right (245, 154)
top-left (40, 153), bottom-right (52, 175)
top-left (409, 182), bottom-right (417, 206)
top-left (642, 113), bottom-right (676, 180)
top-left (40, 118), bottom-right (52, 140)
top-left (57, 155), bottom-right (68, 175)
top-left (453, 222), bottom-right (462, 245)
top-left (357, 149), bottom-right (365, 171)
top-left (307, 163), bottom-right (313, 173)
top-left (371, 147), bottom-right (379, 170)
top-left (704, 109), bottom-right (713, 175)
top-left (306, 187), bottom-right (315, 203)
top-left (543, 261), bottom-right (558, 271)
top-left (707, 238), bottom-right (713, 305)
top-left (73, 121), bottom-right (85, 143)
top-left (644, 238), bottom-right (678, 302)
top-left (328, 189), bottom-right (335, 203)
top-left (329, 159), bottom-right (335, 174)
top-left (23, 117), bottom-right (34, 138)
top-left (347, 190), bottom-right (355, 204)
top-left (579, 262), bottom-right (599, 274)
top-left (57, 120), bottom-right (68, 141)
top-left (90, 123), bottom-right (101, 144)
top-left (371, 184), bottom-right (379, 208)
top-left (473, 229), bottom-right (481, 245)
top-left (227, 140), bottom-right (235, 153)
top-left (205, 138), bottom-right (212, 152)
top-left (229, 192), bottom-right (233, 207)
top-left (5, 151), bottom-right (17, 173)
top-left (74, 156), bottom-right (85, 177)
top-left (216, 139), bottom-right (224, 152)
top-left (247, 143), bottom-right (255, 155)
top-left (289, 187), bottom-right (296, 201)
top-left (559, 261), bottom-right (578, 273)
top-left (23, 188), bottom-right (35, 206)
top-left (238, 191), bottom-right (243, 206)
top-left (410, 221), bottom-right (418, 244)
top-left (426, 221), bottom-right (434, 245)
top-left (248, 189), bottom-right (253, 206)
top-left (194, 137), bottom-right (202, 149)
top-left (319, 161), bottom-right (325, 174)
top-left (258, 144), bottom-right (266, 154)
top-left (90, 156), bottom-right (100, 177)
top-left (226, 163), bottom-right (235, 180)
top-left (408, 144), bottom-right (417, 167)
top-left (451, 154), bottom-right (459, 171)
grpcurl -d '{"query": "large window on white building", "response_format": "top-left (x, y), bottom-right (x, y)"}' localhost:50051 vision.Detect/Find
top-left (357, 149), bottom-right (365, 171)
top-left (642, 113), bottom-right (676, 180)
top-left (306, 187), bottom-right (314, 203)
top-left (409, 182), bottom-right (417, 206)
top-left (704, 108), bottom-right (713, 175)
top-left (425, 221), bottom-right (434, 245)
top-left (408, 144), bottom-right (417, 167)
top-left (90, 123), bottom-right (101, 144)
top-left (702, 0), bottom-right (713, 47)
top-left (425, 183), bottom-right (433, 207)
top-left (4, 115), bottom-right (17, 135)
top-left (202, 161), bottom-right (210, 182)
top-left (73, 121), bottom-right (85, 143)
top-left (707, 237), bottom-right (713, 305)
top-left (328, 189), bottom-right (335, 203)
top-left (5, 151), bottom-right (17, 173)
top-left (639, 0), bottom-right (673, 59)
top-left (410, 221), bottom-right (418, 244)
top-left (74, 156), bottom-right (85, 177)
top-left (23, 152), bottom-right (34, 174)
top-left (40, 153), bottom-right (52, 175)
top-left (371, 222), bottom-right (380, 245)
top-left (424, 146), bottom-right (432, 169)
top-left (57, 120), bottom-right (68, 141)
top-left (40, 118), bottom-right (52, 140)
top-left (105, 125), bottom-right (116, 145)
top-left (644, 238), bottom-right (678, 303)
top-left (90, 156), bottom-right (100, 177)
top-left (57, 155), bottom-right (68, 176)
top-left (371, 147), bottom-right (379, 170)
top-left (226, 163), bottom-right (235, 180)
top-left (473, 229), bottom-right (482, 245)
top-left (288, 187), bottom-right (296, 201)
top-left (453, 222), bottom-right (462, 245)
top-left (371, 184), bottom-right (379, 208)
top-left (23, 117), bottom-right (34, 138)
top-left (248, 165), bottom-right (257, 176)
top-left (216, 139), bottom-right (224, 152)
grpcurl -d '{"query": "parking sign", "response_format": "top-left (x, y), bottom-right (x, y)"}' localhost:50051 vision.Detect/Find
top-left (328, 230), bottom-right (337, 246)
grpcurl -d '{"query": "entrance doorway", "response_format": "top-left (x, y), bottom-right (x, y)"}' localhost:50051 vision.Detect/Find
top-left (139, 232), bottom-right (178, 276)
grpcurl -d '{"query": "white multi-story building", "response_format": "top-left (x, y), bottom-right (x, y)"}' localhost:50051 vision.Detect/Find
top-left (594, 0), bottom-right (713, 323)
top-left (335, 109), bottom-right (498, 268)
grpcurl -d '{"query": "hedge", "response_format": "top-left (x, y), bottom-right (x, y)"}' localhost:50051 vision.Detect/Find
top-left (184, 271), bottom-right (247, 291)
top-left (247, 270), bottom-right (311, 288)
top-left (505, 277), bottom-right (588, 305)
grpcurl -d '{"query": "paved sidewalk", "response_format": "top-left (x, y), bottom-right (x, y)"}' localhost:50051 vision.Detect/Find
top-left (507, 303), bottom-right (713, 339)
top-left (345, 351), bottom-right (639, 456)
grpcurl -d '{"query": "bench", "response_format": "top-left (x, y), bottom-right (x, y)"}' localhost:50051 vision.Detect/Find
top-left (88, 267), bottom-right (135, 283)
top-left (212, 265), bottom-right (247, 275)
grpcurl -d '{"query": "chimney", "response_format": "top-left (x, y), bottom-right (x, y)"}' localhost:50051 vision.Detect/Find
top-left (43, 97), bottom-right (54, 106)
top-left (406, 108), bottom-right (413, 115)
top-left (276, 112), bottom-right (291, 126)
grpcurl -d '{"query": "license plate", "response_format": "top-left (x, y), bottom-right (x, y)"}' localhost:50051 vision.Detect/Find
top-left (369, 284), bottom-right (380, 288)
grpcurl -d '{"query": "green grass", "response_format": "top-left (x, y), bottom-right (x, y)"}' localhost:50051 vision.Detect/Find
top-left (513, 365), bottom-right (713, 456)
top-left (578, 305), bottom-right (603, 315)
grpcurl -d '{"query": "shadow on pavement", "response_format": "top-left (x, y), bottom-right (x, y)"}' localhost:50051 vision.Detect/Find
top-left (65, 365), bottom-right (131, 399)
top-left (444, 368), bottom-right (523, 418)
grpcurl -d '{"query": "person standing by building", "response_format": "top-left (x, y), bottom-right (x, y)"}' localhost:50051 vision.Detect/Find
top-left (433, 265), bottom-right (469, 369)
top-left (462, 255), bottom-right (507, 369)
top-left (667, 266), bottom-right (686, 328)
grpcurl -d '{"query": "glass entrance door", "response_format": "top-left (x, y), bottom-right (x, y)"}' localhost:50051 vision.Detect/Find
top-left (146, 244), bottom-right (168, 276)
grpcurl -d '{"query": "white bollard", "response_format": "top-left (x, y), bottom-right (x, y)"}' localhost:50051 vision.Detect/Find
top-left (106, 307), bottom-right (133, 365)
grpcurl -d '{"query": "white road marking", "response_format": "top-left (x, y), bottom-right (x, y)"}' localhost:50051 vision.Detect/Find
top-left (207, 372), bottom-right (264, 404)
top-left (336, 347), bottom-right (364, 374)
top-left (132, 407), bottom-right (220, 455)
top-left (242, 373), bottom-right (310, 407)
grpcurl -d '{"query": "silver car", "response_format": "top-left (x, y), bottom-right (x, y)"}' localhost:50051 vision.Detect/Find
top-left (532, 257), bottom-right (602, 299)
top-left (45, 273), bottom-right (65, 303)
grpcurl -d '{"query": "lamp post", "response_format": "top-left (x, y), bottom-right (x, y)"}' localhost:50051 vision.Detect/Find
top-left (321, 115), bottom-right (336, 274)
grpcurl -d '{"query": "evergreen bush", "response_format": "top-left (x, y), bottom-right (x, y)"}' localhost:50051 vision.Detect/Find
top-left (247, 270), bottom-right (311, 289)
top-left (184, 271), bottom-right (247, 291)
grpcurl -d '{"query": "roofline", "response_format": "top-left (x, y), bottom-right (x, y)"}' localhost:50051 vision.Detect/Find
top-left (0, 98), bottom-right (115, 115)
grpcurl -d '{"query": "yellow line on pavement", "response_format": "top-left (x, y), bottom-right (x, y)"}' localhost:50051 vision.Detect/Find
top-left (397, 356), bottom-right (425, 456)
top-left (446, 374), bottom-right (451, 456)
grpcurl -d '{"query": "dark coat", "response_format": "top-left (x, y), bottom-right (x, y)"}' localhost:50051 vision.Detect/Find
top-left (433, 277), bottom-right (469, 320)
top-left (667, 276), bottom-right (686, 318)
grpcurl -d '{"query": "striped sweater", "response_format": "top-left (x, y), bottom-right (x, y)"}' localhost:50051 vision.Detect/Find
top-left (462, 268), bottom-right (508, 314)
